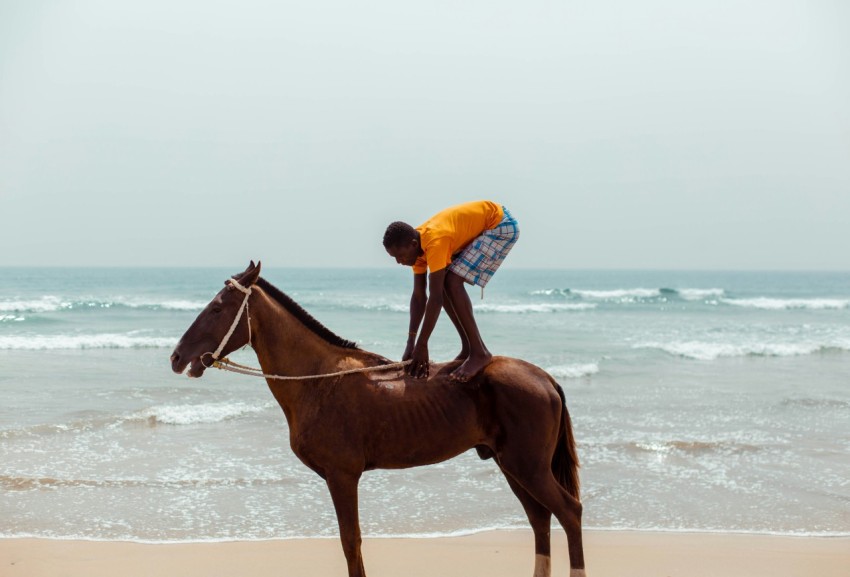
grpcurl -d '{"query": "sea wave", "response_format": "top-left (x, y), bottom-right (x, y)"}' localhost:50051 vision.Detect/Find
top-left (132, 401), bottom-right (274, 426)
top-left (1, 524), bottom-right (848, 543)
top-left (530, 287), bottom-right (726, 302)
top-left (138, 300), bottom-right (208, 311)
top-left (0, 417), bottom-right (119, 440)
top-left (546, 363), bottom-right (600, 379)
top-left (779, 397), bottom-right (850, 410)
top-left (474, 303), bottom-right (596, 313)
top-left (351, 302), bottom-right (409, 313)
top-left (675, 288), bottom-right (725, 300)
top-left (0, 474), bottom-right (290, 492)
top-left (530, 288), bottom-right (571, 297)
top-left (626, 439), bottom-right (763, 455)
top-left (573, 288), bottom-right (661, 299)
top-left (0, 314), bottom-right (25, 322)
top-left (0, 296), bottom-right (207, 313)
top-left (0, 296), bottom-right (67, 313)
top-left (721, 297), bottom-right (849, 310)
top-left (0, 402), bottom-right (275, 440)
top-left (0, 334), bottom-right (176, 350)
top-left (312, 300), bottom-right (597, 314)
top-left (635, 340), bottom-right (850, 360)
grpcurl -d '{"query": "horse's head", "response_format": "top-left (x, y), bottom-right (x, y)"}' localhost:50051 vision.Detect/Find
top-left (170, 260), bottom-right (261, 378)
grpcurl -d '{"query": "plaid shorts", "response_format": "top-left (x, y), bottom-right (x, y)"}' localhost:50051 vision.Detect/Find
top-left (448, 206), bottom-right (519, 288)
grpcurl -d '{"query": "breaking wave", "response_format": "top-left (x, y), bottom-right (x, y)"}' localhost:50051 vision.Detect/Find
top-left (721, 298), bottom-right (849, 310)
top-left (635, 340), bottom-right (850, 361)
top-left (475, 303), bottom-right (596, 313)
top-left (530, 287), bottom-right (726, 302)
top-left (0, 334), bottom-right (176, 350)
top-left (546, 363), bottom-right (600, 379)
top-left (0, 402), bottom-right (275, 440)
top-left (131, 402), bottom-right (275, 426)
top-left (0, 296), bottom-right (206, 314)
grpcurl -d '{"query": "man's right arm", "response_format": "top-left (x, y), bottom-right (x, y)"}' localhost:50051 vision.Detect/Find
top-left (403, 273), bottom-right (427, 363)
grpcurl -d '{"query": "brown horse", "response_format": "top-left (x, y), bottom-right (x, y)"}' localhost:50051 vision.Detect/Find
top-left (170, 261), bottom-right (586, 577)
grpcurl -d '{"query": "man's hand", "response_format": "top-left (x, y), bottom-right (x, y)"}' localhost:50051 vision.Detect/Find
top-left (409, 342), bottom-right (430, 379)
top-left (402, 341), bottom-right (415, 365)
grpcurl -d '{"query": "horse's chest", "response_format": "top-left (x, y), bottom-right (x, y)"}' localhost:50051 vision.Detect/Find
top-left (288, 414), bottom-right (364, 472)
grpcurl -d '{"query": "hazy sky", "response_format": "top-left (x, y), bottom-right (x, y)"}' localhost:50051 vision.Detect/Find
top-left (2, 0), bottom-right (848, 269)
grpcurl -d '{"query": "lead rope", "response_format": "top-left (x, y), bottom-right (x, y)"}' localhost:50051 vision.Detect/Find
top-left (212, 356), bottom-right (412, 381)
top-left (204, 278), bottom-right (412, 381)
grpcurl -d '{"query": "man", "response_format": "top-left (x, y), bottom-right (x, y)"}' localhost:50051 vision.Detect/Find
top-left (383, 200), bottom-right (519, 382)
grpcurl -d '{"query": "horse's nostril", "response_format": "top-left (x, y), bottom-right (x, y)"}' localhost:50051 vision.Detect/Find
top-left (170, 352), bottom-right (179, 364)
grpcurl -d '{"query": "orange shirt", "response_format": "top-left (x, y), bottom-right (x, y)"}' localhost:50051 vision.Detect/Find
top-left (413, 201), bottom-right (504, 274)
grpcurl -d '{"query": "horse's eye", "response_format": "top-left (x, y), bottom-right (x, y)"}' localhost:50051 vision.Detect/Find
top-left (212, 306), bottom-right (222, 314)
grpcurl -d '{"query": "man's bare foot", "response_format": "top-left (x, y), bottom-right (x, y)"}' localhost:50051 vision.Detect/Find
top-left (450, 352), bottom-right (492, 382)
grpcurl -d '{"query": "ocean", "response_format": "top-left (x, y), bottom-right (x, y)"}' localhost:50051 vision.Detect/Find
top-left (1, 267), bottom-right (848, 541)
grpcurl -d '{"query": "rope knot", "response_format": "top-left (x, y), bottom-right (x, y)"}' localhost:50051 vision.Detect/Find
top-left (227, 278), bottom-right (252, 295)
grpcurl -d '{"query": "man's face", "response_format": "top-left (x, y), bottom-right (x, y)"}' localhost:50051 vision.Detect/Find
top-left (386, 241), bottom-right (419, 267)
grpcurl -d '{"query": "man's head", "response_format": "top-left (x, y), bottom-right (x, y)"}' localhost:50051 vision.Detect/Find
top-left (383, 221), bottom-right (421, 266)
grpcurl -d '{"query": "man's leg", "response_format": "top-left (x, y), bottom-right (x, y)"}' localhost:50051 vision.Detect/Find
top-left (444, 271), bottom-right (492, 381)
top-left (442, 291), bottom-right (470, 361)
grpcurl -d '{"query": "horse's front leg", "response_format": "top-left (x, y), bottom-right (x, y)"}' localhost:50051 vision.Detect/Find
top-left (326, 471), bottom-right (366, 577)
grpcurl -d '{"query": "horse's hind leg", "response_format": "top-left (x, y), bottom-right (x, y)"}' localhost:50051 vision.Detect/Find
top-left (499, 453), bottom-right (585, 576)
top-left (499, 463), bottom-right (553, 577)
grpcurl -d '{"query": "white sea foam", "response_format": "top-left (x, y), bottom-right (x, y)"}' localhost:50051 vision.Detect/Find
top-left (0, 295), bottom-right (208, 313)
top-left (474, 303), bottom-right (596, 313)
top-left (546, 363), bottom-right (600, 379)
top-left (0, 314), bottom-right (25, 322)
top-left (531, 287), bottom-right (726, 302)
top-left (722, 297), bottom-right (849, 310)
top-left (135, 402), bottom-right (274, 426)
top-left (0, 296), bottom-right (68, 313)
top-left (2, 523), bottom-right (847, 543)
top-left (127, 299), bottom-right (207, 311)
top-left (635, 340), bottom-right (850, 361)
top-left (357, 302), bottom-right (409, 313)
top-left (572, 288), bottom-right (660, 299)
top-left (677, 288), bottom-right (725, 300)
top-left (530, 288), bottom-right (570, 297)
top-left (0, 334), bottom-right (176, 350)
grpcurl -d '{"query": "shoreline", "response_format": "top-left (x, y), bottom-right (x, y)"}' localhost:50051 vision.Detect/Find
top-left (1, 529), bottom-right (848, 577)
top-left (3, 525), bottom-right (850, 544)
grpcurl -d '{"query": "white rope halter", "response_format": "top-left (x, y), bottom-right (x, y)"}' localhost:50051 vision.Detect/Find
top-left (207, 278), bottom-right (252, 363)
top-left (203, 277), bottom-right (411, 381)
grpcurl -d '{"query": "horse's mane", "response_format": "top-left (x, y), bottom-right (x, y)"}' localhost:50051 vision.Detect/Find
top-left (255, 277), bottom-right (359, 350)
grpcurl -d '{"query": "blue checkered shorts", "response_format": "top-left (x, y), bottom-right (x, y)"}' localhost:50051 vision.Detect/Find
top-left (448, 206), bottom-right (519, 288)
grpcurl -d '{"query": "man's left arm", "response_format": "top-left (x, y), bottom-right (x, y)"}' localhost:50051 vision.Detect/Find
top-left (410, 268), bottom-right (447, 378)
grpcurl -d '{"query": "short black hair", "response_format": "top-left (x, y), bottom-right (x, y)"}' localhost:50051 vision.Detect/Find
top-left (383, 221), bottom-right (416, 248)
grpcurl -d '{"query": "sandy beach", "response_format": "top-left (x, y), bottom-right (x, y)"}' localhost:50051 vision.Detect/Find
top-left (1, 530), bottom-right (847, 577)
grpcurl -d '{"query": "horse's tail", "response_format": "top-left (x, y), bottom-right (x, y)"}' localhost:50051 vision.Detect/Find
top-left (551, 380), bottom-right (580, 500)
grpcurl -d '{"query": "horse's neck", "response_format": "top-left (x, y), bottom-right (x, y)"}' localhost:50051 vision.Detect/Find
top-left (249, 290), bottom-right (348, 378)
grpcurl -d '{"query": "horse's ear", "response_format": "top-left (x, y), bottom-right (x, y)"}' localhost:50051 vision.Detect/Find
top-left (236, 260), bottom-right (261, 287)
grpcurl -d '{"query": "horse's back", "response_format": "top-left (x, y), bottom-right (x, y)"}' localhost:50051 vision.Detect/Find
top-left (321, 356), bottom-right (564, 471)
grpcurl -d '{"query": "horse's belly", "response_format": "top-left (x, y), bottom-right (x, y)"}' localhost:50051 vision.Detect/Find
top-left (364, 403), bottom-right (483, 470)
